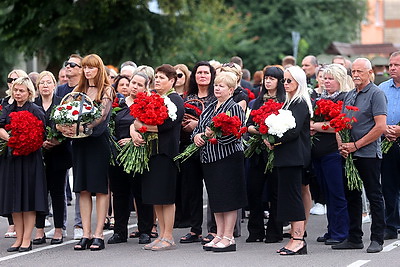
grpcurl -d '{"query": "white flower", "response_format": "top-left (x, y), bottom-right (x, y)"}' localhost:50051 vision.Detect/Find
top-left (265, 109), bottom-right (296, 138)
top-left (162, 96), bottom-right (177, 121)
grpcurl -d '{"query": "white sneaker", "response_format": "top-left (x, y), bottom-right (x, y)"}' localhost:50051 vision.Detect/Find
top-left (310, 203), bottom-right (326, 215)
top-left (282, 224), bottom-right (291, 232)
top-left (362, 214), bottom-right (371, 224)
top-left (45, 228), bottom-right (67, 239)
top-left (45, 219), bottom-right (52, 228)
top-left (74, 227), bottom-right (83, 240)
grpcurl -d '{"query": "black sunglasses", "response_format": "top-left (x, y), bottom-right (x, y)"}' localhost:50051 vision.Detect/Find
top-left (7, 77), bottom-right (17, 83)
top-left (177, 73), bottom-right (184, 78)
top-left (64, 61), bottom-right (82, 68)
top-left (280, 78), bottom-right (293, 84)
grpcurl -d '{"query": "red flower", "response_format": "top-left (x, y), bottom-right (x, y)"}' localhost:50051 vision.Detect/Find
top-left (313, 99), bottom-right (343, 122)
top-left (321, 124), bottom-right (330, 130)
top-left (112, 97), bottom-right (120, 108)
top-left (66, 105), bottom-right (72, 110)
top-left (72, 110), bottom-right (79, 115)
top-left (208, 138), bottom-right (218, 144)
top-left (250, 99), bottom-right (283, 132)
top-left (138, 126), bottom-right (147, 133)
top-left (345, 105), bottom-right (359, 111)
top-left (259, 124), bottom-right (268, 134)
top-left (184, 103), bottom-right (202, 117)
top-left (130, 92), bottom-right (169, 126)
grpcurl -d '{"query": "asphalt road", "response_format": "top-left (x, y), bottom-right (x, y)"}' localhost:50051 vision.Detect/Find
top-left (0, 194), bottom-right (399, 267)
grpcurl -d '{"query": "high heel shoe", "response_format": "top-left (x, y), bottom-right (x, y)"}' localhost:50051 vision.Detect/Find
top-left (74, 237), bottom-right (92, 250)
top-left (279, 237), bottom-right (307, 256)
top-left (203, 236), bottom-right (221, 251)
top-left (7, 246), bottom-right (20, 252)
top-left (212, 236), bottom-right (236, 252)
top-left (19, 242), bottom-right (33, 253)
top-left (90, 238), bottom-right (105, 251)
top-left (33, 234), bottom-right (46, 245)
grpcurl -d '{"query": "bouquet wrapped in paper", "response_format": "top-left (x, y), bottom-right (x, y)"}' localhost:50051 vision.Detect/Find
top-left (51, 92), bottom-right (101, 138)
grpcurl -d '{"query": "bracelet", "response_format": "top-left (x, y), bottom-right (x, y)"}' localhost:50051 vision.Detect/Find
top-left (354, 142), bottom-right (358, 150)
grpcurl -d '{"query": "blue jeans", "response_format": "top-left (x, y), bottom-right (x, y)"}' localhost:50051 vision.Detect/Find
top-left (313, 152), bottom-right (349, 241)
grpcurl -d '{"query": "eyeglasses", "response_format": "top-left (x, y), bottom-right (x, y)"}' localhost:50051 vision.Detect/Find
top-left (222, 62), bottom-right (237, 69)
top-left (39, 80), bottom-right (53, 85)
top-left (280, 78), bottom-right (293, 84)
top-left (177, 73), bottom-right (184, 78)
top-left (64, 61), bottom-right (82, 68)
top-left (7, 77), bottom-right (17, 83)
top-left (110, 76), bottom-right (116, 79)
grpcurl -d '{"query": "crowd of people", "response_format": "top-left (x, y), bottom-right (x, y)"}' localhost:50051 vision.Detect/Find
top-left (1, 51), bottom-right (399, 256)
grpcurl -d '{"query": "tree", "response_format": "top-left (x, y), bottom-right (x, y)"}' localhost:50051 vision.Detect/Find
top-left (225, 0), bottom-right (366, 72)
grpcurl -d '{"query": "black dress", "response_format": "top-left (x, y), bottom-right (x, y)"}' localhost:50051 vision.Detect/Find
top-left (72, 103), bottom-right (111, 194)
top-left (0, 102), bottom-right (48, 215)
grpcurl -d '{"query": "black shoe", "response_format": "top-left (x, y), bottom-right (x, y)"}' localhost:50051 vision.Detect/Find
top-left (279, 238), bottom-right (307, 256)
top-left (19, 242), bottom-right (32, 252)
top-left (180, 233), bottom-right (202, 243)
top-left (7, 246), bottom-right (19, 252)
top-left (33, 235), bottom-right (46, 245)
top-left (107, 233), bottom-right (127, 244)
top-left (90, 238), bottom-right (105, 251)
top-left (74, 238), bottom-right (92, 250)
top-left (316, 236), bottom-right (327, 242)
top-left (246, 236), bottom-right (264, 243)
top-left (282, 233), bottom-right (291, 238)
top-left (324, 239), bottom-right (343, 245)
top-left (139, 233), bottom-right (151, 244)
top-left (384, 232), bottom-right (398, 240)
top-left (201, 233), bottom-right (216, 245)
top-left (264, 238), bottom-right (282, 243)
top-left (366, 241), bottom-right (383, 253)
top-left (332, 239), bottom-right (363, 250)
top-left (51, 237), bottom-right (63, 245)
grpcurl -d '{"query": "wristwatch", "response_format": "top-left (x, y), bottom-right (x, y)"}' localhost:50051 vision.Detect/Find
top-left (83, 124), bottom-right (93, 135)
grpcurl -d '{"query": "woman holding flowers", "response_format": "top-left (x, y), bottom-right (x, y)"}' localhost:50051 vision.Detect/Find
top-left (0, 77), bottom-right (47, 252)
top-left (265, 66), bottom-right (313, 255)
top-left (310, 64), bottom-right (352, 245)
top-left (246, 66), bottom-right (285, 243)
top-left (131, 64), bottom-right (184, 251)
top-left (192, 71), bottom-right (247, 252)
top-left (107, 72), bottom-right (154, 245)
top-left (33, 71), bottom-right (72, 245)
top-left (56, 54), bottom-right (114, 251)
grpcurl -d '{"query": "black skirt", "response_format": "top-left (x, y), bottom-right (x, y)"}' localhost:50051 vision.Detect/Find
top-left (202, 151), bottom-right (247, 213)
top-left (142, 154), bottom-right (177, 205)
top-left (72, 133), bottom-right (110, 194)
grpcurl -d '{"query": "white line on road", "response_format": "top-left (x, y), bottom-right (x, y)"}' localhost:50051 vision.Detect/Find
top-left (382, 240), bottom-right (400, 252)
top-left (347, 260), bottom-right (371, 267)
top-left (0, 223), bottom-right (137, 263)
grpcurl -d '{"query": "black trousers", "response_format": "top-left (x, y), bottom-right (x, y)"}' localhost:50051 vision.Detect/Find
top-left (109, 165), bottom-right (153, 239)
top-left (247, 154), bottom-right (282, 240)
top-left (36, 168), bottom-right (67, 229)
top-left (346, 157), bottom-right (385, 244)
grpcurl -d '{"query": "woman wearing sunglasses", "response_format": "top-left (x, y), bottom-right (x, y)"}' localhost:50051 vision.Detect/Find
top-left (1, 69), bottom-right (29, 240)
top-left (173, 64), bottom-right (190, 98)
top-left (264, 66), bottom-right (313, 255)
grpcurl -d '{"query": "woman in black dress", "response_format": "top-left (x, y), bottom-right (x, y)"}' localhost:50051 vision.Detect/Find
top-left (193, 71), bottom-right (247, 252)
top-left (265, 66), bottom-right (313, 255)
top-left (57, 54), bottom-right (114, 251)
top-left (246, 66), bottom-right (286, 243)
top-left (0, 77), bottom-right (47, 252)
top-left (32, 71), bottom-right (72, 245)
top-left (131, 64), bottom-right (184, 251)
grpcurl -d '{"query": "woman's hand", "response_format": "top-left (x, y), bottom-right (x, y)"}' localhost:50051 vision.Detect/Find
top-left (56, 124), bottom-right (76, 137)
top-left (130, 130), bottom-right (145, 147)
top-left (194, 133), bottom-right (206, 147)
top-left (247, 125), bottom-right (259, 135)
top-left (182, 119), bottom-right (198, 132)
top-left (133, 120), bottom-right (143, 131)
top-left (43, 138), bottom-right (61, 150)
top-left (117, 138), bottom-right (132, 147)
top-left (204, 126), bottom-right (214, 138)
top-left (263, 139), bottom-right (274, 150)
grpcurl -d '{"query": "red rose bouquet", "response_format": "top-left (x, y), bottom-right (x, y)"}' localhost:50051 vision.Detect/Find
top-left (117, 92), bottom-right (177, 175)
top-left (0, 111), bottom-right (44, 156)
top-left (312, 99), bottom-right (343, 130)
top-left (244, 99), bottom-right (283, 173)
top-left (174, 111), bottom-right (246, 162)
top-left (329, 105), bottom-right (362, 190)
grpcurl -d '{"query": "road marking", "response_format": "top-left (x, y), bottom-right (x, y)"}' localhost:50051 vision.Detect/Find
top-left (382, 240), bottom-right (400, 252)
top-left (0, 223), bottom-right (137, 263)
top-left (347, 260), bottom-right (371, 267)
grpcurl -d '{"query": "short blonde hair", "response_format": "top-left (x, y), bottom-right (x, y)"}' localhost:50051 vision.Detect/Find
top-left (36, 71), bottom-right (57, 89)
top-left (214, 71), bottom-right (237, 89)
top-left (323, 64), bottom-right (354, 92)
top-left (6, 69), bottom-right (28, 96)
top-left (12, 77), bottom-right (36, 102)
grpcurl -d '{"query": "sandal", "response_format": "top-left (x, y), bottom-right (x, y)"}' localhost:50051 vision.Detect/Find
top-left (151, 238), bottom-right (176, 251)
top-left (279, 237), bottom-right (307, 256)
top-left (129, 230), bottom-right (140, 238)
top-left (4, 231), bottom-right (16, 238)
top-left (143, 237), bottom-right (162, 250)
top-left (180, 233), bottom-right (202, 243)
top-left (212, 236), bottom-right (236, 252)
top-left (151, 224), bottom-right (158, 238)
top-left (203, 235), bottom-right (221, 251)
top-left (74, 238), bottom-right (92, 250)
top-left (108, 217), bottom-right (115, 230)
top-left (201, 233), bottom-right (216, 245)
top-left (103, 217), bottom-right (110, 230)
top-left (90, 238), bottom-right (105, 251)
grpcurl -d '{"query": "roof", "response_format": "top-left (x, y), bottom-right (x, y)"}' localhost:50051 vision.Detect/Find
top-left (325, 42), bottom-right (398, 56)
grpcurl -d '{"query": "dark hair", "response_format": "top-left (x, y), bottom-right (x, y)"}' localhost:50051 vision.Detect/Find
top-left (252, 67), bottom-right (285, 109)
top-left (114, 74), bottom-right (130, 90)
top-left (155, 64), bottom-right (177, 88)
top-left (187, 61), bottom-right (216, 96)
